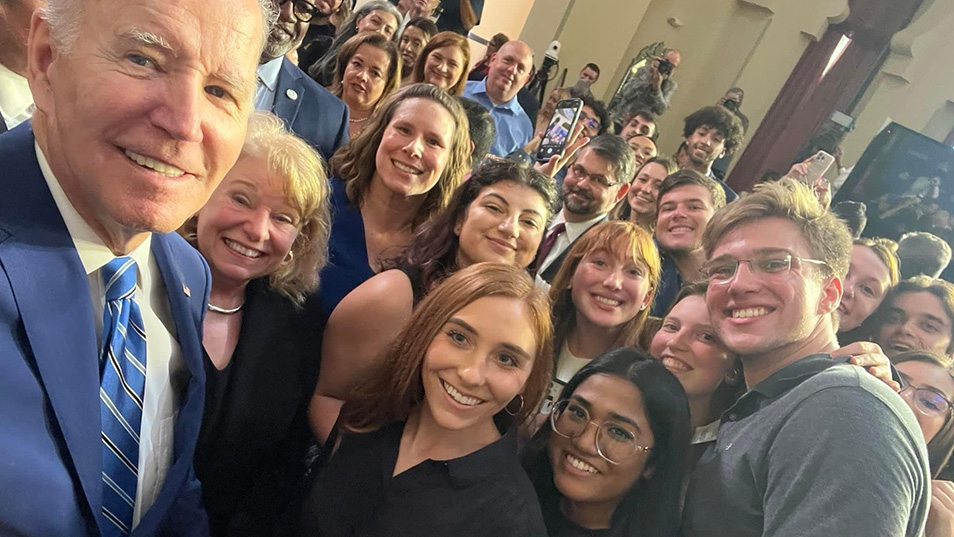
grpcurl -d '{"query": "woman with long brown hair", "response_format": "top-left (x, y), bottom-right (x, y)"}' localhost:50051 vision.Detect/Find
top-left (299, 263), bottom-right (553, 536)
top-left (408, 31), bottom-right (471, 96)
top-left (329, 32), bottom-right (402, 138)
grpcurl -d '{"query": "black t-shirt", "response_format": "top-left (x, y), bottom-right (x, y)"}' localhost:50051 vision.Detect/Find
top-left (298, 421), bottom-right (548, 537)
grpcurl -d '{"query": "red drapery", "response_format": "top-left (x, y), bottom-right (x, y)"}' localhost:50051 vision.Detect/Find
top-left (727, 0), bottom-right (924, 192)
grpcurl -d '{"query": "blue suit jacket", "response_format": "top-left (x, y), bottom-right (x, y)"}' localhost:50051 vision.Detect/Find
top-left (272, 58), bottom-right (349, 162)
top-left (0, 123), bottom-right (211, 537)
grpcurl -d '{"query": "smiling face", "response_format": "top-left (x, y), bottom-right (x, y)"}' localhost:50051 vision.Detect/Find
top-left (263, 0), bottom-right (313, 61)
top-left (837, 244), bottom-right (893, 332)
top-left (423, 45), bottom-right (465, 91)
top-left (454, 181), bottom-right (548, 269)
top-left (685, 125), bottom-right (726, 170)
top-left (485, 40), bottom-right (533, 105)
top-left (705, 218), bottom-right (835, 358)
top-left (626, 162), bottom-right (668, 220)
top-left (877, 291), bottom-right (954, 358)
top-left (398, 25), bottom-right (428, 76)
top-left (651, 295), bottom-right (733, 399)
top-left (355, 9), bottom-right (398, 39)
top-left (373, 97), bottom-right (455, 199)
top-left (562, 148), bottom-right (628, 220)
top-left (30, 0), bottom-right (264, 244)
top-left (896, 360), bottom-right (954, 443)
top-left (627, 135), bottom-right (656, 169)
top-left (196, 155), bottom-right (301, 288)
top-left (548, 374), bottom-right (654, 509)
top-left (579, 105), bottom-right (602, 139)
top-left (570, 248), bottom-right (653, 331)
top-left (421, 295), bottom-right (538, 433)
top-left (655, 184), bottom-right (716, 255)
top-left (341, 43), bottom-right (392, 111)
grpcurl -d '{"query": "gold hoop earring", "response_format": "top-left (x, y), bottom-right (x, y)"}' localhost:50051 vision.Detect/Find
top-left (284, 250), bottom-right (294, 264)
top-left (505, 394), bottom-right (524, 416)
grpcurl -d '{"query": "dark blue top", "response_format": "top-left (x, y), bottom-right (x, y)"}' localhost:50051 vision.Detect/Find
top-left (318, 178), bottom-right (375, 318)
top-left (651, 250), bottom-right (683, 318)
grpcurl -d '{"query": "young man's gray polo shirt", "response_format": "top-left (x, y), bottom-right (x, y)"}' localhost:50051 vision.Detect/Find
top-left (683, 354), bottom-right (930, 537)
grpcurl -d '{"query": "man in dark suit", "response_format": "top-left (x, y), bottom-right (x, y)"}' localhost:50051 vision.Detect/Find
top-left (256, 0), bottom-right (349, 161)
top-left (0, 0), bottom-right (271, 535)
top-left (535, 134), bottom-right (635, 284)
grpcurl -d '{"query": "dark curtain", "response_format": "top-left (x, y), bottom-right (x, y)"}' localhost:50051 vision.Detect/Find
top-left (727, 0), bottom-right (924, 192)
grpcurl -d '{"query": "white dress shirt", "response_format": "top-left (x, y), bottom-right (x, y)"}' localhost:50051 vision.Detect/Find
top-left (36, 143), bottom-right (185, 528)
top-left (0, 63), bottom-right (35, 129)
top-left (254, 57), bottom-right (285, 113)
top-left (536, 210), bottom-right (608, 275)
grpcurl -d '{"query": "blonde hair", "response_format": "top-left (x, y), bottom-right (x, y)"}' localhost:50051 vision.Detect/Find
top-left (331, 83), bottom-right (471, 227)
top-left (549, 221), bottom-right (662, 353)
top-left (340, 263), bottom-right (554, 430)
top-left (181, 112), bottom-right (331, 305)
top-left (702, 178), bottom-right (852, 279)
top-left (411, 32), bottom-right (472, 96)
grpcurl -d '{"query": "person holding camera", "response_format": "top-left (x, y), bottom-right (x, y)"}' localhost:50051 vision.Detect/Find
top-left (609, 48), bottom-right (681, 122)
top-left (711, 87), bottom-right (749, 179)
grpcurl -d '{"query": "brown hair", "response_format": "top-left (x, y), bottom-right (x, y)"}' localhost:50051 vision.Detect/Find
top-left (702, 178), bottom-right (852, 279)
top-left (339, 263), bottom-right (554, 430)
top-left (180, 112), bottom-right (331, 305)
top-left (893, 350), bottom-right (954, 477)
top-left (609, 156), bottom-right (679, 223)
top-left (874, 276), bottom-right (954, 354)
top-left (854, 237), bottom-right (901, 287)
top-left (656, 168), bottom-right (727, 211)
top-left (330, 83), bottom-right (472, 227)
top-left (549, 221), bottom-right (662, 354)
top-left (411, 31), bottom-right (472, 96)
top-left (331, 32), bottom-right (402, 109)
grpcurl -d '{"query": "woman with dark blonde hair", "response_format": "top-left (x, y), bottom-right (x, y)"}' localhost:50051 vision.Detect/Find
top-left (299, 263), bottom-right (553, 536)
top-left (329, 32), bottom-right (402, 138)
top-left (609, 156), bottom-right (678, 230)
top-left (319, 83), bottom-right (471, 317)
top-left (539, 221), bottom-right (661, 419)
top-left (181, 112), bottom-right (332, 536)
top-left (837, 237), bottom-right (900, 340)
top-left (409, 31), bottom-right (472, 96)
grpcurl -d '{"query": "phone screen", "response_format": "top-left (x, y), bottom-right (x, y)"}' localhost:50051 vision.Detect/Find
top-left (538, 99), bottom-right (582, 161)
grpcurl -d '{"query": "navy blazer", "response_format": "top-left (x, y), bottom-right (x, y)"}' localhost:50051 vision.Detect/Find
top-left (0, 123), bottom-right (212, 537)
top-left (272, 58), bottom-right (349, 162)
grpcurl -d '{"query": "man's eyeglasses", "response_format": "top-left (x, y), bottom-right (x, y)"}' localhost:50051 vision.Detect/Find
top-left (550, 399), bottom-right (651, 465)
top-left (900, 378), bottom-right (954, 418)
top-left (579, 111), bottom-right (600, 133)
top-left (701, 253), bottom-right (829, 285)
top-left (567, 163), bottom-right (619, 190)
top-left (280, 0), bottom-right (318, 23)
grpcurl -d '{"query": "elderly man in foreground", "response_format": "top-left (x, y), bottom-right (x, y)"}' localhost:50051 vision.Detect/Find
top-left (0, 0), bottom-right (273, 535)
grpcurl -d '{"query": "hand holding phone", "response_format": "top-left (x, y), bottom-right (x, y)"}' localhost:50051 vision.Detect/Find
top-left (537, 98), bottom-right (583, 162)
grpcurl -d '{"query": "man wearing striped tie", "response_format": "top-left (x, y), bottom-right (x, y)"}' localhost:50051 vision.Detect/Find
top-left (0, 0), bottom-right (276, 535)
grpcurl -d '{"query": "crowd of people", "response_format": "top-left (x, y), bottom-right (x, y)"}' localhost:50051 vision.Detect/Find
top-left (2, 0), bottom-right (954, 536)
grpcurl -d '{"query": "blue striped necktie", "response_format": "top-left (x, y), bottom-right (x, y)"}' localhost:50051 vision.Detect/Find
top-left (99, 257), bottom-right (147, 536)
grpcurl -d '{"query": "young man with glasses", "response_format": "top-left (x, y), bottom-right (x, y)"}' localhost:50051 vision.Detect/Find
top-left (534, 134), bottom-right (635, 284)
top-left (682, 178), bottom-right (930, 537)
top-left (256, 0), bottom-right (350, 161)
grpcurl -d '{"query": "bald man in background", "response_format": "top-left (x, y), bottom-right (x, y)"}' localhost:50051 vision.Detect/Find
top-left (464, 40), bottom-right (535, 156)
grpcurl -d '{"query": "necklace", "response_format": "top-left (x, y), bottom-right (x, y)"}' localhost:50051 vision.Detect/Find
top-left (349, 115), bottom-right (370, 123)
top-left (208, 302), bottom-right (244, 314)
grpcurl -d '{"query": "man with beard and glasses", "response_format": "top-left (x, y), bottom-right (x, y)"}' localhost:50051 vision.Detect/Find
top-left (682, 179), bottom-right (929, 537)
top-left (256, 0), bottom-right (349, 161)
top-left (649, 170), bottom-right (724, 316)
top-left (534, 134), bottom-right (635, 284)
top-left (679, 105), bottom-right (744, 203)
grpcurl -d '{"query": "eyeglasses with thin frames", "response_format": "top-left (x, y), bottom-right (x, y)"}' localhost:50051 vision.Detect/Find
top-left (567, 163), bottom-right (619, 190)
top-left (899, 376), bottom-right (954, 418)
top-left (701, 252), bottom-right (829, 285)
top-left (279, 0), bottom-right (319, 23)
top-left (550, 399), bottom-right (651, 465)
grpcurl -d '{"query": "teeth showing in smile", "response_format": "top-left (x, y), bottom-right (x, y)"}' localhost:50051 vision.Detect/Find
top-left (441, 379), bottom-right (483, 406)
top-left (732, 307), bottom-right (768, 319)
top-left (393, 161), bottom-right (423, 175)
top-left (124, 149), bottom-right (185, 177)
top-left (224, 238), bottom-right (262, 258)
top-left (594, 296), bottom-right (621, 307)
top-left (566, 454), bottom-right (598, 474)
top-left (662, 357), bottom-right (691, 372)
top-left (670, 226), bottom-right (693, 233)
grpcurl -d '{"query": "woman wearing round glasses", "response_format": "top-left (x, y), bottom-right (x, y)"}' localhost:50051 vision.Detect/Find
top-left (522, 348), bottom-right (691, 536)
top-left (894, 351), bottom-right (954, 537)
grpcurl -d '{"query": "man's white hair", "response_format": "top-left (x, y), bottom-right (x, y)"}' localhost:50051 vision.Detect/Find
top-left (43, 0), bottom-right (278, 54)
